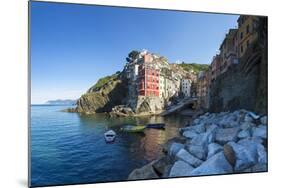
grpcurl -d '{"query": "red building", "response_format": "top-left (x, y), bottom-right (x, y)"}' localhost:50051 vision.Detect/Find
top-left (138, 54), bottom-right (160, 97)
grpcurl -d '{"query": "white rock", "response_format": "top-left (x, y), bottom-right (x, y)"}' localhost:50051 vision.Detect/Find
top-left (247, 112), bottom-right (260, 120)
top-left (190, 132), bottom-right (214, 150)
top-left (240, 122), bottom-right (255, 130)
top-left (238, 130), bottom-right (251, 139)
top-left (175, 148), bottom-right (203, 167)
top-left (169, 143), bottom-right (184, 157)
top-left (207, 143), bottom-right (223, 159)
top-left (252, 125), bottom-right (267, 139)
top-left (191, 123), bottom-right (206, 134)
top-left (244, 114), bottom-right (254, 122)
top-left (257, 144), bottom-right (267, 164)
top-left (215, 127), bottom-right (240, 145)
top-left (190, 152), bottom-right (233, 175)
top-left (187, 145), bottom-right (207, 160)
top-left (228, 141), bottom-right (258, 171)
top-left (260, 116), bottom-right (268, 125)
top-left (169, 160), bottom-right (194, 177)
top-left (183, 130), bottom-right (198, 139)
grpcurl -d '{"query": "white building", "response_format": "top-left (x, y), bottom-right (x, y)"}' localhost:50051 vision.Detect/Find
top-left (181, 79), bottom-right (191, 97)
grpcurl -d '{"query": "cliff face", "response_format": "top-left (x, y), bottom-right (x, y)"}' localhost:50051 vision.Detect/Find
top-left (75, 73), bottom-right (128, 114)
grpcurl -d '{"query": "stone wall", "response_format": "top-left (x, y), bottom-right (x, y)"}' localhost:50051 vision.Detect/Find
top-left (209, 41), bottom-right (267, 115)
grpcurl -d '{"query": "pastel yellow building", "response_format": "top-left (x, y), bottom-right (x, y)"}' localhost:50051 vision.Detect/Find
top-left (237, 15), bottom-right (259, 58)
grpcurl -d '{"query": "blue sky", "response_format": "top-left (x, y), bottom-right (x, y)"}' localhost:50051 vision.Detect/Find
top-left (31, 1), bottom-right (239, 104)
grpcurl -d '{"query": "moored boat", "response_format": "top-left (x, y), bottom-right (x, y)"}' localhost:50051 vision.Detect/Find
top-left (121, 125), bottom-right (145, 133)
top-left (146, 123), bottom-right (165, 129)
top-left (104, 130), bottom-right (116, 143)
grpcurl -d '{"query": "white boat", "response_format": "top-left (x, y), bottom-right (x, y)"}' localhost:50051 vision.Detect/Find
top-left (104, 130), bottom-right (116, 143)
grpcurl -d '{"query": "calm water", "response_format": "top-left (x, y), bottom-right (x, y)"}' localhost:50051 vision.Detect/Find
top-left (31, 105), bottom-right (191, 187)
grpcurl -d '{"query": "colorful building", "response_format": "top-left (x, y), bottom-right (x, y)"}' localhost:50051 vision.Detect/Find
top-left (181, 78), bottom-right (191, 97)
top-left (138, 54), bottom-right (160, 97)
top-left (210, 54), bottom-right (221, 82)
top-left (219, 29), bottom-right (239, 73)
top-left (237, 16), bottom-right (259, 58)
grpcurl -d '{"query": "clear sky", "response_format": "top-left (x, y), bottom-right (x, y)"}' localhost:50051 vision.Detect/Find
top-left (31, 1), bottom-right (239, 104)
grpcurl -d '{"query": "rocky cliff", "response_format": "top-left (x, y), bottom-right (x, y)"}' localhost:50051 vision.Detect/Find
top-left (72, 72), bottom-right (128, 114)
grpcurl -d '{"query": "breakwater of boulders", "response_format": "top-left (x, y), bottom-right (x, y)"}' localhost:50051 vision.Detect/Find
top-left (128, 109), bottom-right (267, 179)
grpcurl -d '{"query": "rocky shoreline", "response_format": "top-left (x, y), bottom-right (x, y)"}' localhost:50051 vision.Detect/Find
top-left (128, 109), bottom-right (268, 180)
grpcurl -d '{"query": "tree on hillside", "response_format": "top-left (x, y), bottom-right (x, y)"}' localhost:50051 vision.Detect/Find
top-left (126, 50), bottom-right (140, 62)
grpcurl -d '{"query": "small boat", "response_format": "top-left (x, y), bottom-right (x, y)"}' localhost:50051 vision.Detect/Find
top-left (104, 130), bottom-right (116, 143)
top-left (121, 125), bottom-right (146, 133)
top-left (146, 123), bottom-right (165, 129)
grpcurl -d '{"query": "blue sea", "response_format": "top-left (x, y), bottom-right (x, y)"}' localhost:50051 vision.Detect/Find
top-left (30, 105), bottom-right (190, 187)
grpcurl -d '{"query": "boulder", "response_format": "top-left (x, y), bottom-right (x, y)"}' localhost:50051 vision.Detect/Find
top-left (252, 125), bottom-right (267, 139)
top-left (223, 144), bottom-right (236, 167)
top-left (168, 143), bottom-right (184, 158)
top-left (175, 148), bottom-right (203, 167)
top-left (257, 144), bottom-right (267, 164)
top-left (169, 160), bottom-right (194, 177)
top-left (190, 132), bottom-right (214, 150)
top-left (190, 152), bottom-right (233, 176)
top-left (205, 124), bottom-right (218, 134)
top-left (207, 143), bottom-right (223, 159)
top-left (128, 161), bottom-right (159, 180)
top-left (238, 130), bottom-right (251, 139)
top-left (251, 163), bottom-right (267, 172)
top-left (244, 114), bottom-right (254, 122)
top-left (219, 115), bottom-right (237, 128)
top-left (260, 116), bottom-right (268, 125)
top-left (152, 157), bottom-right (171, 177)
top-left (215, 127), bottom-right (240, 145)
top-left (227, 141), bottom-right (258, 171)
top-left (162, 137), bottom-right (186, 154)
top-left (247, 112), bottom-right (260, 120)
top-left (187, 145), bottom-right (207, 160)
top-left (191, 123), bottom-right (206, 134)
top-left (240, 122), bottom-right (255, 130)
top-left (182, 129), bottom-right (198, 139)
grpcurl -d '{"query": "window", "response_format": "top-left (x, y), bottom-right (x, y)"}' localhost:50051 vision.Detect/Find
top-left (246, 24), bottom-right (250, 34)
top-left (240, 32), bottom-right (243, 39)
top-left (241, 45), bottom-right (244, 53)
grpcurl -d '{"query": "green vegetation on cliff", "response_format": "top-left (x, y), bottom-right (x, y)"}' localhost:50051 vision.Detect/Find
top-left (75, 72), bottom-right (128, 114)
top-left (179, 63), bottom-right (209, 74)
top-left (88, 73), bottom-right (119, 92)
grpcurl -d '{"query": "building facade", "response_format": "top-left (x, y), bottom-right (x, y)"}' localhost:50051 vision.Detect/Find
top-left (210, 54), bottom-right (221, 82)
top-left (138, 54), bottom-right (160, 97)
top-left (181, 78), bottom-right (191, 97)
top-left (237, 16), bottom-right (259, 58)
top-left (219, 29), bottom-right (239, 74)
